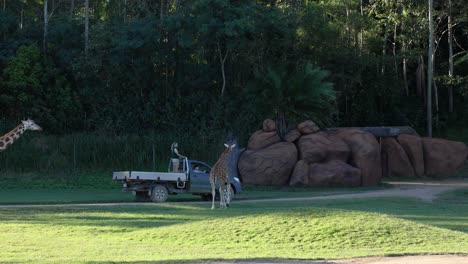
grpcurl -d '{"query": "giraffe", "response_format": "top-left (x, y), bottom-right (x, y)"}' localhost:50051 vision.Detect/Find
top-left (210, 142), bottom-right (236, 209)
top-left (0, 119), bottom-right (42, 152)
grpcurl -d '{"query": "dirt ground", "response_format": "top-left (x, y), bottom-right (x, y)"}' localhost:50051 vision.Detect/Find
top-left (202, 255), bottom-right (468, 264)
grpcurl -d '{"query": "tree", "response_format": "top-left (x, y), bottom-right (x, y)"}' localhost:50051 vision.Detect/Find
top-left (84, 0), bottom-right (89, 57)
top-left (43, 0), bottom-right (48, 52)
top-left (448, 0), bottom-right (454, 112)
top-left (427, 0), bottom-right (434, 137)
top-left (247, 63), bottom-right (336, 127)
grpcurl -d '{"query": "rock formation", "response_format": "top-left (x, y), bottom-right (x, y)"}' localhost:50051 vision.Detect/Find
top-left (238, 118), bottom-right (468, 187)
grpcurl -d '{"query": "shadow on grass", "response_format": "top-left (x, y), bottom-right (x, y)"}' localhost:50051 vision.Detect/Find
top-left (0, 187), bottom-right (466, 234)
top-left (279, 188), bottom-right (468, 233)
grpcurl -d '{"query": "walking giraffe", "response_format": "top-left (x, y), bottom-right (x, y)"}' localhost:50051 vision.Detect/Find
top-left (210, 142), bottom-right (236, 209)
top-left (0, 119), bottom-right (42, 152)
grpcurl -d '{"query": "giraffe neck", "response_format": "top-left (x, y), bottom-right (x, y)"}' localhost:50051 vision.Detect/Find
top-left (0, 124), bottom-right (26, 152)
top-left (216, 149), bottom-right (231, 165)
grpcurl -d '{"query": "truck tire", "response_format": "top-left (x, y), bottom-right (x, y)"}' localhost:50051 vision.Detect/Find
top-left (151, 185), bottom-right (168, 203)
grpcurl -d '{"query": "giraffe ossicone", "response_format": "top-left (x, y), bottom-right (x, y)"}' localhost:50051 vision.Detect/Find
top-left (210, 142), bottom-right (236, 209)
top-left (0, 119), bottom-right (42, 152)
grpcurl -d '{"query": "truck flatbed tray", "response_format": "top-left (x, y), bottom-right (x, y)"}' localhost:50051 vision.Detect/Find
top-left (113, 171), bottom-right (188, 182)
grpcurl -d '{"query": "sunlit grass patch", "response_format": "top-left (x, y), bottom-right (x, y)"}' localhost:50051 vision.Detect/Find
top-left (1, 193), bottom-right (467, 263)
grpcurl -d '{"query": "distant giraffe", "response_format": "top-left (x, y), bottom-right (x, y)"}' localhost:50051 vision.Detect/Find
top-left (0, 119), bottom-right (42, 152)
top-left (210, 142), bottom-right (236, 209)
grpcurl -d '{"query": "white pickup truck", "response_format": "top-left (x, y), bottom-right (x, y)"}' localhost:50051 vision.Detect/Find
top-left (112, 158), bottom-right (242, 203)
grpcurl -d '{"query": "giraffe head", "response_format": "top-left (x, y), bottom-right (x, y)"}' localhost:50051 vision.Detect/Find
top-left (223, 142), bottom-right (236, 150)
top-left (22, 119), bottom-right (42, 131)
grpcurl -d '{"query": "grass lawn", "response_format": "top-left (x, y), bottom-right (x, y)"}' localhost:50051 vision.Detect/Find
top-left (0, 189), bottom-right (467, 263)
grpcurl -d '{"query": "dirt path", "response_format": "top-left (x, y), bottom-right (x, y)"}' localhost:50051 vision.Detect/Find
top-left (202, 255), bottom-right (468, 264)
top-left (240, 178), bottom-right (468, 204)
top-left (0, 179), bottom-right (467, 209)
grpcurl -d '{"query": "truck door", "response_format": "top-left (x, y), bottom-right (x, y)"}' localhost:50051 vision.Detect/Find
top-left (189, 162), bottom-right (211, 193)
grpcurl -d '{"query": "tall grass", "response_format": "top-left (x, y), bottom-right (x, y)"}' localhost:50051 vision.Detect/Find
top-left (0, 129), bottom-right (231, 183)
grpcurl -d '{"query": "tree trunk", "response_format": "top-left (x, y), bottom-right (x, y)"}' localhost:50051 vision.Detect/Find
top-left (70, 0), bottom-right (74, 17)
top-left (402, 4), bottom-right (408, 96)
top-left (84, 0), bottom-right (89, 57)
top-left (123, 0), bottom-right (127, 23)
top-left (448, 0), bottom-right (454, 113)
top-left (43, 0), bottom-right (48, 53)
top-left (345, 6), bottom-right (350, 48)
top-left (20, 5), bottom-right (24, 30)
top-left (160, 0), bottom-right (164, 20)
top-left (393, 22), bottom-right (398, 79)
top-left (381, 0), bottom-right (389, 75)
top-left (427, 0), bottom-right (434, 137)
top-left (359, 0), bottom-right (364, 53)
top-left (433, 79), bottom-right (439, 129)
top-left (217, 40), bottom-right (228, 97)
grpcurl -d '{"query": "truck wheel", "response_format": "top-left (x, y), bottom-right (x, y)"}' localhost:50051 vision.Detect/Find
top-left (151, 185), bottom-right (168, 203)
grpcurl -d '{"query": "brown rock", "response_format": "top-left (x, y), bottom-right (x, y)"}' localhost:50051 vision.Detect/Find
top-left (262, 119), bottom-right (276, 132)
top-left (397, 134), bottom-right (425, 176)
top-left (422, 137), bottom-right (468, 176)
top-left (308, 160), bottom-right (361, 187)
top-left (238, 142), bottom-right (298, 185)
top-left (381, 138), bottom-right (415, 177)
top-left (247, 130), bottom-right (281, 150)
top-left (285, 129), bottom-right (301, 143)
top-left (332, 128), bottom-right (381, 186)
top-left (289, 160), bottom-right (309, 186)
top-left (297, 120), bottom-right (320, 134)
top-left (297, 131), bottom-right (350, 164)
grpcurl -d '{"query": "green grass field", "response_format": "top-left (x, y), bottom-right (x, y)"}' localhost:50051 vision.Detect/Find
top-left (0, 189), bottom-right (467, 263)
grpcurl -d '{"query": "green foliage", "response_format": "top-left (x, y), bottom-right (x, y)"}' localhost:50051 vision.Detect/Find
top-left (0, 0), bottom-right (467, 155)
top-left (248, 63), bottom-right (336, 127)
top-left (0, 45), bottom-right (79, 132)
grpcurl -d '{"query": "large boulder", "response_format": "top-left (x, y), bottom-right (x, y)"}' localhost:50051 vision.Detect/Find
top-left (381, 138), bottom-right (415, 177)
top-left (262, 119), bottom-right (276, 132)
top-left (422, 137), bottom-right (467, 176)
top-left (297, 120), bottom-right (320, 134)
top-left (238, 142), bottom-right (298, 185)
top-left (397, 134), bottom-right (425, 176)
top-left (289, 160), bottom-right (309, 186)
top-left (331, 128), bottom-right (381, 186)
top-left (285, 129), bottom-right (301, 143)
top-left (297, 131), bottom-right (350, 164)
top-left (247, 130), bottom-right (281, 150)
top-left (308, 160), bottom-right (361, 187)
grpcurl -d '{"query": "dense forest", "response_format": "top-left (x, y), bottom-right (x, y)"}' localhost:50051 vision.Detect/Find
top-left (0, 0), bottom-right (467, 176)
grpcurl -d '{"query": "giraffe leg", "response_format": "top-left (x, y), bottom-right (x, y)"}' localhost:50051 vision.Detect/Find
top-left (225, 183), bottom-right (230, 207)
top-left (219, 186), bottom-right (225, 208)
top-left (211, 185), bottom-right (216, 210)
